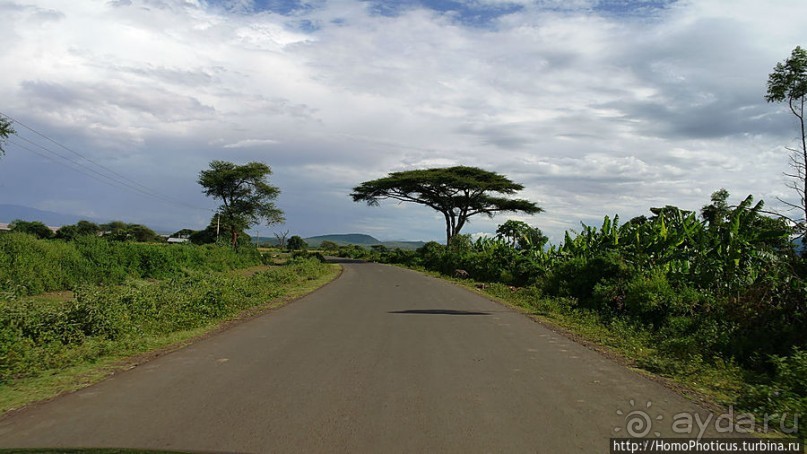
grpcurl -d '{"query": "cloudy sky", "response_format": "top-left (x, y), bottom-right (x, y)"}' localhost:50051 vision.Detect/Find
top-left (0, 0), bottom-right (804, 242)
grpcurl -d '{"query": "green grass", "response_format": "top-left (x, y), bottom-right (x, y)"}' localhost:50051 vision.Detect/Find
top-left (0, 260), bottom-right (340, 414)
top-left (0, 233), bottom-right (264, 297)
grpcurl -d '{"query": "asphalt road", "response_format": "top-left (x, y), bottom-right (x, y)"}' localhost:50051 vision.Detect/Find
top-left (0, 262), bottom-right (722, 453)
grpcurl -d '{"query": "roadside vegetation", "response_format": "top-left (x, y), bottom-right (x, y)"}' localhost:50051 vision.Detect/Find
top-left (0, 231), bottom-right (337, 412)
top-left (345, 190), bottom-right (806, 438)
top-left (0, 233), bottom-right (263, 297)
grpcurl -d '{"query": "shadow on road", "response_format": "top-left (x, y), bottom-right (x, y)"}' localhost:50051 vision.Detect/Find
top-left (389, 309), bottom-right (491, 316)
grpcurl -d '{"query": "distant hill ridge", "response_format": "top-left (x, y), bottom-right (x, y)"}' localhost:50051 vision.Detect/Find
top-left (305, 234), bottom-right (381, 246)
top-left (0, 204), bottom-right (95, 227)
top-left (305, 234), bottom-right (426, 250)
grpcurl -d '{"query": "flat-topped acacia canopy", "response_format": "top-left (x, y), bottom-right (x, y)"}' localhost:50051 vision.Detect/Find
top-left (351, 166), bottom-right (542, 244)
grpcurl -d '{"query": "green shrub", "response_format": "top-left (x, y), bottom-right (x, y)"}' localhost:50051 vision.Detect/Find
top-left (740, 348), bottom-right (807, 439)
top-left (0, 258), bottom-right (329, 382)
top-left (543, 253), bottom-right (629, 305)
top-left (0, 234), bottom-right (264, 297)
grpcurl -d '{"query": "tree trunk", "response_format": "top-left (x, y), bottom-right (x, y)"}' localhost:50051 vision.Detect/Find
top-left (443, 211), bottom-right (452, 245)
top-left (231, 228), bottom-right (239, 249)
top-left (800, 97), bottom-right (807, 228)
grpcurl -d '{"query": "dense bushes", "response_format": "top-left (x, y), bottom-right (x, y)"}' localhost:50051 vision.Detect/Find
top-left (0, 233), bottom-right (263, 297)
top-left (0, 258), bottom-right (330, 383)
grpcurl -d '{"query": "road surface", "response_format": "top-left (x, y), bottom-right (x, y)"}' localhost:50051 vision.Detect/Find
top-left (0, 262), bottom-right (721, 453)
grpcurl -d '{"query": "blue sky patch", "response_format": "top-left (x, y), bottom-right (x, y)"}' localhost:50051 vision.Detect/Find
top-left (363, 0), bottom-right (525, 27)
top-left (593, 0), bottom-right (677, 17)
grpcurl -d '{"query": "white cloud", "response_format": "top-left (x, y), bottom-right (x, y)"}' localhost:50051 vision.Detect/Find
top-left (0, 0), bottom-right (805, 240)
top-left (222, 138), bottom-right (279, 148)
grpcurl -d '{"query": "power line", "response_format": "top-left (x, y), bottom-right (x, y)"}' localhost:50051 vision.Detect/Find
top-left (7, 137), bottom-right (131, 191)
top-left (1, 111), bottom-right (159, 195)
top-left (1, 112), bottom-right (214, 213)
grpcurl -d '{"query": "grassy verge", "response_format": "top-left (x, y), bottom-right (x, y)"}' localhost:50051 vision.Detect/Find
top-left (0, 259), bottom-right (340, 414)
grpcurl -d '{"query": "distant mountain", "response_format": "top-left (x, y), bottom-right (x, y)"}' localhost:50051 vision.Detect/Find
top-left (306, 234), bottom-right (381, 247)
top-left (0, 204), bottom-right (97, 227)
top-left (381, 241), bottom-right (427, 250)
top-left (305, 234), bottom-right (426, 250)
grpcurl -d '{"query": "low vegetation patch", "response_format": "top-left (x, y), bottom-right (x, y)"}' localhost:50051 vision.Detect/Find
top-left (0, 233), bottom-right (264, 297)
top-left (0, 252), bottom-right (338, 413)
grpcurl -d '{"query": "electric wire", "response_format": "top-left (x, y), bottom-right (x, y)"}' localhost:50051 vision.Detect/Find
top-left (1, 113), bottom-right (214, 213)
top-left (2, 111), bottom-right (160, 195)
top-left (6, 137), bottom-right (131, 191)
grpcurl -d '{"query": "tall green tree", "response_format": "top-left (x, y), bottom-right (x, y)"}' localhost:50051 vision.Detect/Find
top-left (767, 46), bottom-right (807, 233)
top-left (351, 166), bottom-right (542, 244)
top-left (198, 161), bottom-right (284, 248)
top-left (0, 115), bottom-right (15, 156)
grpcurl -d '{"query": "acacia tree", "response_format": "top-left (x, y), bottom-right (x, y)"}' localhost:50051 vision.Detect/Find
top-left (767, 46), bottom-right (807, 234)
top-left (0, 115), bottom-right (15, 156)
top-left (351, 166), bottom-right (542, 244)
top-left (198, 161), bottom-right (284, 248)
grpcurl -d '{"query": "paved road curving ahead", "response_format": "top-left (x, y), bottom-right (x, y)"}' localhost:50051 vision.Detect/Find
top-left (0, 262), bottom-right (720, 453)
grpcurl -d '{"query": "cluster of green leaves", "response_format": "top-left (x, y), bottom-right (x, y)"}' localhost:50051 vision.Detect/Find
top-left (0, 257), bottom-right (330, 384)
top-left (333, 244), bottom-right (389, 261)
top-left (0, 233), bottom-right (263, 297)
top-left (380, 190), bottom-right (806, 437)
top-left (0, 114), bottom-right (13, 156)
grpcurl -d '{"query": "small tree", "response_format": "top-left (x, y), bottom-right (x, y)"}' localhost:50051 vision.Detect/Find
top-left (351, 166), bottom-right (542, 244)
top-left (496, 220), bottom-right (548, 250)
top-left (701, 188), bottom-right (731, 230)
top-left (100, 221), bottom-right (129, 241)
top-left (127, 224), bottom-right (160, 243)
top-left (0, 115), bottom-right (14, 156)
top-left (10, 220), bottom-right (53, 239)
top-left (273, 229), bottom-right (290, 248)
top-left (319, 240), bottom-right (340, 253)
top-left (198, 161), bottom-right (284, 248)
top-left (287, 235), bottom-right (307, 251)
top-left (56, 220), bottom-right (100, 241)
top-left (767, 46), bottom-right (807, 235)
